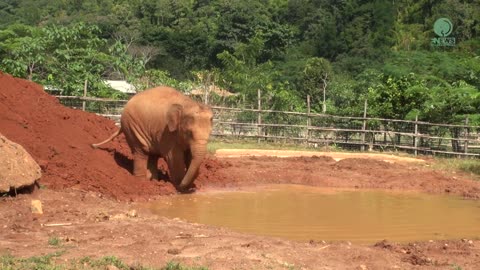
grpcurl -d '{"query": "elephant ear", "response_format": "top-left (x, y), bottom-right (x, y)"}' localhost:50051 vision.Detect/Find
top-left (167, 104), bottom-right (183, 132)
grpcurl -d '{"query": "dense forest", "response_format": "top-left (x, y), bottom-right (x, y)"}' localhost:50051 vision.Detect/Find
top-left (0, 0), bottom-right (479, 124)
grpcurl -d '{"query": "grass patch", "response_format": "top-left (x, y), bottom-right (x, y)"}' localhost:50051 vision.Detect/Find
top-left (80, 256), bottom-right (129, 269)
top-left (0, 251), bottom-right (65, 270)
top-left (433, 158), bottom-right (480, 178)
top-left (451, 264), bottom-right (463, 270)
top-left (48, 237), bottom-right (61, 247)
top-left (458, 161), bottom-right (480, 176)
top-left (0, 253), bottom-right (208, 270)
top-left (162, 261), bottom-right (209, 270)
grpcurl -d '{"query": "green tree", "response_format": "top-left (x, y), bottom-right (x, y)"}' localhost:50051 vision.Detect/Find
top-left (302, 57), bottom-right (333, 113)
top-left (0, 24), bottom-right (44, 80)
top-left (0, 23), bottom-right (143, 97)
top-left (40, 23), bottom-right (111, 95)
top-left (366, 73), bottom-right (429, 120)
top-left (0, 0), bottom-right (17, 28)
top-left (131, 69), bottom-right (183, 93)
top-left (422, 81), bottom-right (480, 123)
top-left (218, 34), bottom-right (303, 111)
top-left (328, 74), bottom-right (370, 117)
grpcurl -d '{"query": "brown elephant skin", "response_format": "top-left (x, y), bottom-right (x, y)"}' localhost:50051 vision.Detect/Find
top-left (92, 86), bottom-right (213, 192)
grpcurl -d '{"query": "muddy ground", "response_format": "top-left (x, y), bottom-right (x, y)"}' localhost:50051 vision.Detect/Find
top-left (2, 150), bottom-right (480, 270)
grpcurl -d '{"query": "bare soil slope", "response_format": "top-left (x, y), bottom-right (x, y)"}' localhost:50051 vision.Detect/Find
top-left (0, 72), bottom-right (175, 200)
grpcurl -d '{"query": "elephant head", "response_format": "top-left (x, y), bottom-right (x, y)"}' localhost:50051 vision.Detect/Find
top-left (166, 102), bottom-right (213, 191)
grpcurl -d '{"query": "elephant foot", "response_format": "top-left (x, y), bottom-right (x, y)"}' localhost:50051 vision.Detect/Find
top-left (177, 186), bottom-right (196, 194)
top-left (176, 183), bottom-right (197, 194)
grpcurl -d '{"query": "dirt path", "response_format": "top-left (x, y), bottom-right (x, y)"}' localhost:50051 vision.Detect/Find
top-left (2, 150), bottom-right (480, 270)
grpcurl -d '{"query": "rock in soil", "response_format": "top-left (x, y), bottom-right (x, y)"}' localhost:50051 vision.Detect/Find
top-left (0, 133), bottom-right (41, 193)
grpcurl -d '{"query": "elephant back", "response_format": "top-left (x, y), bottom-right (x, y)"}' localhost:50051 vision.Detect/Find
top-left (120, 86), bottom-right (188, 153)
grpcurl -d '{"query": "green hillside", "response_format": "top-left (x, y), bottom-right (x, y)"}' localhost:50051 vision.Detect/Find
top-left (0, 0), bottom-right (479, 123)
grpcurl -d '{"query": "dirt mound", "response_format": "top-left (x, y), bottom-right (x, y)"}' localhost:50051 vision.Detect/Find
top-left (334, 158), bottom-right (397, 170)
top-left (0, 72), bottom-right (175, 200)
top-left (195, 157), bottom-right (232, 188)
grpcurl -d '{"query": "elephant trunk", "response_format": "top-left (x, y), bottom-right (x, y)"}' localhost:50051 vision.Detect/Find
top-left (178, 142), bottom-right (207, 191)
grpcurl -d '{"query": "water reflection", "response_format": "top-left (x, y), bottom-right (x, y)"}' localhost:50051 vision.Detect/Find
top-left (147, 185), bottom-right (480, 243)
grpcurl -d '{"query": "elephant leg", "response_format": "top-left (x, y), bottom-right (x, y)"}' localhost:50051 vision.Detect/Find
top-left (133, 151), bottom-right (149, 179)
top-left (166, 147), bottom-right (186, 187)
top-left (147, 154), bottom-right (159, 180)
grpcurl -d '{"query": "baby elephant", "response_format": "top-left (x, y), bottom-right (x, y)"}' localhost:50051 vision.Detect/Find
top-left (92, 86), bottom-right (213, 192)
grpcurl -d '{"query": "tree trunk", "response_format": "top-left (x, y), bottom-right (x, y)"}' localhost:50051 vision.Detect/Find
top-left (451, 128), bottom-right (460, 152)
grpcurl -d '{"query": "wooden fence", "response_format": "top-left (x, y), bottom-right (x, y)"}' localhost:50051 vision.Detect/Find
top-left (55, 95), bottom-right (480, 158)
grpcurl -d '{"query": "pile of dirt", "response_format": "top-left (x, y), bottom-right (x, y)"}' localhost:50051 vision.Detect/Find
top-left (334, 158), bottom-right (396, 170)
top-left (195, 158), bottom-right (232, 188)
top-left (0, 72), bottom-right (176, 200)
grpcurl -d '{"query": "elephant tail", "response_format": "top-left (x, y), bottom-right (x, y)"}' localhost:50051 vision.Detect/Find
top-left (91, 128), bottom-right (123, 149)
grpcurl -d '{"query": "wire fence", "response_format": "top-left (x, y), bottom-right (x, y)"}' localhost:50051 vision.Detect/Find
top-left (55, 94), bottom-right (480, 158)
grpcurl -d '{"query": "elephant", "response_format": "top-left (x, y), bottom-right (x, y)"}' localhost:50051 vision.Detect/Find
top-left (91, 86), bottom-right (213, 192)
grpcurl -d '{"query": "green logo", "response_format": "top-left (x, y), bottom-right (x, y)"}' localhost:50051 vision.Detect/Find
top-left (431, 18), bottom-right (455, 47)
top-left (434, 18), bottom-right (453, 37)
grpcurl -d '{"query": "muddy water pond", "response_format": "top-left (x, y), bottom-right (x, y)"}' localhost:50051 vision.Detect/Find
top-left (147, 185), bottom-right (480, 243)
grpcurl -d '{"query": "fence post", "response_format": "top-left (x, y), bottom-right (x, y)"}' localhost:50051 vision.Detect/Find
top-left (257, 89), bottom-right (262, 143)
top-left (361, 100), bottom-right (367, 151)
top-left (82, 79), bottom-right (88, 111)
top-left (414, 115), bottom-right (418, 156)
top-left (306, 95), bottom-right (311, 145)
top-left (464, 117), bottom-right (469, 154)
top-left (204, 84), bottom-right (209, 105)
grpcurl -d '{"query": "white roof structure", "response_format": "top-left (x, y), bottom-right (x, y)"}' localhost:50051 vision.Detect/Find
top-left (105, 80), bottom-right (137, 94)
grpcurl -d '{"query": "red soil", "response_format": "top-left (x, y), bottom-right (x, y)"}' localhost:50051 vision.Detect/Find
top-left (0, 72), bottom-right (176, 200)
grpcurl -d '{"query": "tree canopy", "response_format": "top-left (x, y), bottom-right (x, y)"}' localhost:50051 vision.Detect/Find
top-left (0, 0), bottom-right (479, 123)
